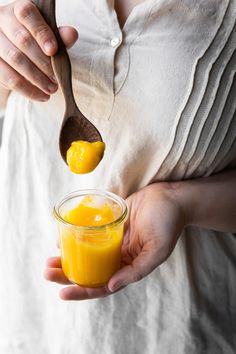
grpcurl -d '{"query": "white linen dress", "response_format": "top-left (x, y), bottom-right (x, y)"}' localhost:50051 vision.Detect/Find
top-left (0, 0), bottom-right (235, 353)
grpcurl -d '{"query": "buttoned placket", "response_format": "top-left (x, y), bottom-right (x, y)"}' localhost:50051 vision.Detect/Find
top-left (91, 0), bottom-right (156, 120)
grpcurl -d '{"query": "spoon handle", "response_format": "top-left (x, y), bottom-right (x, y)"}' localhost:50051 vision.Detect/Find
top-left (34, 0), bottom-right (77, 114)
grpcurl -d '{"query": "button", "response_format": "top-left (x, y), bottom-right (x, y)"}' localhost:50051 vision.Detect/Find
top-left (110, 37), bottom-right (121, 47)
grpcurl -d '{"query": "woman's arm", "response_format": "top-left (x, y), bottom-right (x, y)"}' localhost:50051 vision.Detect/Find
top-left (171, 168), bottom-right (236, 233)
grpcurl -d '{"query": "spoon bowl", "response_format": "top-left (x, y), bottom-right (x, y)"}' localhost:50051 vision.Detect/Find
top-left (35, 0), bottom-right (103, 163)
top-left (59, 115), bottom-right (102, 163)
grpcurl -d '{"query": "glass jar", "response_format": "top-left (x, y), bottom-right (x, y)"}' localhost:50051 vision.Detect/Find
top-left (54, 190), bottom-right (128, 287)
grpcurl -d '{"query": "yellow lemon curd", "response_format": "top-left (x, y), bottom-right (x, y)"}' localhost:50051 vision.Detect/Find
top-left (66, 140), bottom-right (105, 174)
top-left (60, 196), bottom-right (124, 287)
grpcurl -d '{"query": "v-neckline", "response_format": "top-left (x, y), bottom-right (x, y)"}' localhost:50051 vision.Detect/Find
top-left (114, 0), bottom-right (147, 31)
top-left (113, 0), bottom-right (152, 32)
top-left (96, 0), bottom-right (156, 42)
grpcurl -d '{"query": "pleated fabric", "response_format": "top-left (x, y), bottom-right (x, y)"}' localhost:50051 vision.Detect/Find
top-left (156, 0), bottom-right (236, 181)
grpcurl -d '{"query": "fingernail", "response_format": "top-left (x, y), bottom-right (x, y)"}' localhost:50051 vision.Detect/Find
top-left (51, 74), bottom-right (57, 83)
top-left (40, 96), bottom-right (50, 102)
top-left (47, 83), bottom-right (58, 93)
top-left (44, 40), bottom-right (56, 54)
top-left (110, 282), bottom-right (124, 292)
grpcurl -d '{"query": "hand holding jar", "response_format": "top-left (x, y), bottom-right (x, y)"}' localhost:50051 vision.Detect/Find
top-left (45, 182), bottom-right (186, 300)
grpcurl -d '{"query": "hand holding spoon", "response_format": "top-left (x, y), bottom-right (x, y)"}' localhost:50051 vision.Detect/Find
top-left (34, 0), bottom-right (105, 172)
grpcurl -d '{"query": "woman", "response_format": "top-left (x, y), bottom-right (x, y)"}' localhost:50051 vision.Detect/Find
top-left (0, 0), bottom-right (235, 353)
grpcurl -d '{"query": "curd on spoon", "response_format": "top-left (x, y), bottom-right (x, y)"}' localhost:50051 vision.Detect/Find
top-left (66, 140), bottom-right (105, 174)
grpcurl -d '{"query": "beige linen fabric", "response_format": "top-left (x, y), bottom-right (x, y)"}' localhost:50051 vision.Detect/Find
top-left (0, 1), bottom-right (235, 353)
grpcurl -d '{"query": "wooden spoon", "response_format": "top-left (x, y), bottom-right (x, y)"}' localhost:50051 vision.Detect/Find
top-left (34, 0), bottom-right (103, 163)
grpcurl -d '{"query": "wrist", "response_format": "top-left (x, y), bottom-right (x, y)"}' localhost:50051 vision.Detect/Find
top-left (146, 181), bottom-right (193, 228)
top-left (168, 180), bottom-right (196, 227)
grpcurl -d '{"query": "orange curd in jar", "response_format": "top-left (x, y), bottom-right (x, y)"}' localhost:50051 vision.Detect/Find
top-left (54, 191), bottom-right (127, 287)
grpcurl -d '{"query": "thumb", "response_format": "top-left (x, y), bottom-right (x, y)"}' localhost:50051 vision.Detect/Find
top-left (108, 246), bottom-right (161, 293)
top-left (58, 26), bottom-right (78, 49)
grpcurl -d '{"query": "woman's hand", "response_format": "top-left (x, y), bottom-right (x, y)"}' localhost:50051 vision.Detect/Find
top-left (0, 0), bottom-right (78, 101)
top-left (45, 182), bottom-right (186, 300)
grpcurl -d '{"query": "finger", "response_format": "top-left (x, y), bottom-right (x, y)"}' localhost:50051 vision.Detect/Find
top-left (0, 58), bottom-right (49, 101)
top-left (14, 0), bottom-right (58, 56)
top-left (1, 16), bottom-right (56, 82)
top-left (59, 284), bottom-right (112, 301)
top-left (108, 265), bottom-right (140, 292)
top-left (56, 238), bottom-right (61, 249)
top-left (0, 31), bottom-right (57, 94)
top-left (46, 256), bottom-right (61, 268)
top-left (58, 26), bottom-right (78, 49)
top-left (123, 196), bottom-right (132, 241)
top-left (44, 268), bottom-right (71, 285)
top-left (108, 245), bottom-right (161, 292)
top-left (122, 228), bottom-right (130, 247)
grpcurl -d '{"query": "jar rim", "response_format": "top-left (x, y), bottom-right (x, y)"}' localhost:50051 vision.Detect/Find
top-left (53, 189), bottom-right (128, 231)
